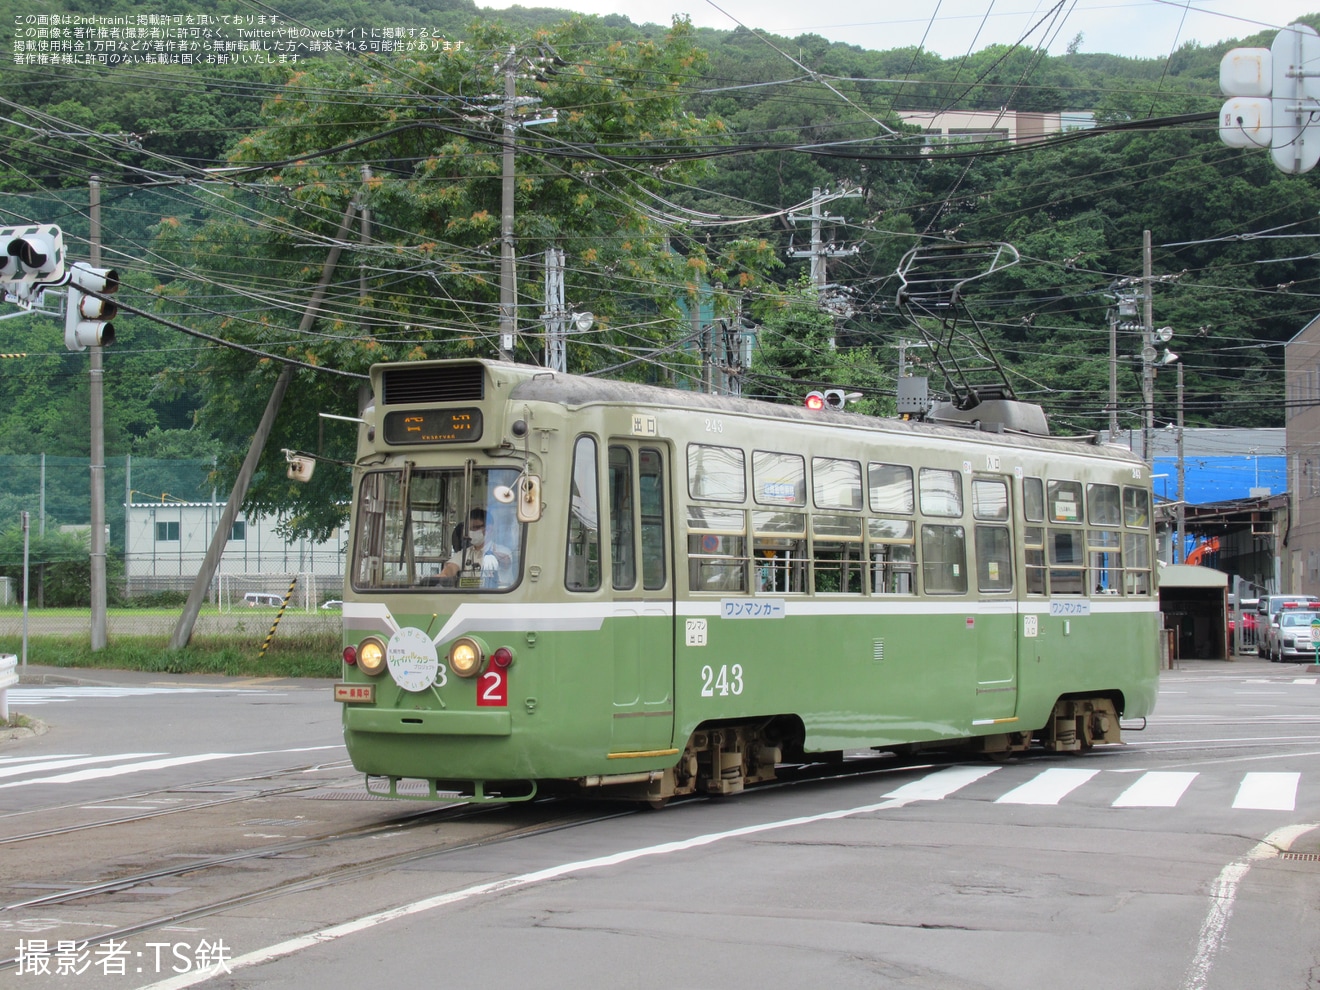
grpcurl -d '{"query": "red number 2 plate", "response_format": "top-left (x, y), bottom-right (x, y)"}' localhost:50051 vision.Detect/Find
top-left (477, 668), bottom-right (507, 707)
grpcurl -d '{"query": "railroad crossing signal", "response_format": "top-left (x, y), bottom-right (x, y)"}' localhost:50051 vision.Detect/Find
top-left (1219, 23), bottom-right (1320, 174)
top-left (63, 262), bottom-right (119, 351)
top-left (0, 224), bottom-right (65, 306)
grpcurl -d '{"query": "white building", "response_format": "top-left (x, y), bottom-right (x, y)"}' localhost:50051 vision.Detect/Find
top-left (898, 109), bottom-right (1095, 146)
top-left (123, 500), bottom-right (347, 605)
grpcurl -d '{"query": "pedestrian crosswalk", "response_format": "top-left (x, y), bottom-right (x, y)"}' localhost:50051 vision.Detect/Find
top-left (0, 735), bottom-right (1312, 814)
top-left (880, 764), bottom-right (1307, 812)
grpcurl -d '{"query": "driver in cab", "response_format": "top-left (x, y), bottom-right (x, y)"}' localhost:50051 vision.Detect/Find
top-left (438, 508), bottom-right (514, 588)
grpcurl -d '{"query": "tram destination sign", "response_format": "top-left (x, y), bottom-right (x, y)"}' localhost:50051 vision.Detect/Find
top-left (383, 408), bottom-right (483, 445)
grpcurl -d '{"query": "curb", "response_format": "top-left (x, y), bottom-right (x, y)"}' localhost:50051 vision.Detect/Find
top-left (0, 717), bottom-right (49, 741)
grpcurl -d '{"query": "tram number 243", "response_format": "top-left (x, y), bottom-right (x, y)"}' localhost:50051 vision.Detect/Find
top-left (700, 663), bottom-right (745, 697)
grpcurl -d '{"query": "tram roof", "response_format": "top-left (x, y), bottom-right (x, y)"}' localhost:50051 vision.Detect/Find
top-left (492, 362), bottom-right (1142, 466)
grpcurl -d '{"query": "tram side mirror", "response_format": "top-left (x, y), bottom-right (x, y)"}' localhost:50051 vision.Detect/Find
top-left (517, 475), bottom-right (542, 523)
top-left (285, 452), bottom-right (315, 483)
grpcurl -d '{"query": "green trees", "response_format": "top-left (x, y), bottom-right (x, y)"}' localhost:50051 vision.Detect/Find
top-left (150, 18), bottom-right (779, 536)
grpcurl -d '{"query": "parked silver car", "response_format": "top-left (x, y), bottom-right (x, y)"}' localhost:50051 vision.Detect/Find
top-left (1265, 609), bottom-right (1320, 662)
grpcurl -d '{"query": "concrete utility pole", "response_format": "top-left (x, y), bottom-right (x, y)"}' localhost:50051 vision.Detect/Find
top-left (89, 174), bottom-right (107, 650)
top-left (1142, 229), bottom-right (1155, 462)
top-left (1176, 360), bottom-right (1186, 563)
top-left (543, 247), bottom-right (566, 372)
top-left (168, 196), bottom-right (361, 650)
top-left (788, 186), bottom-right (861, 348)
top-left (788, 187), bottom-right (860, 290)
top-left (1108, 305), bottom-right (1119, 440)
top-left (498, 46), bottom-right (517, 362)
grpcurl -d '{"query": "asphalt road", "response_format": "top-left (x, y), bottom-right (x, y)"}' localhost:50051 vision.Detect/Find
top-left (2, 656), bottom-right (1317, 990)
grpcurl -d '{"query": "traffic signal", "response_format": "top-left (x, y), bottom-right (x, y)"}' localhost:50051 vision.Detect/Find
top-left (805, 389), bottom-right (848, 410)
top-left (0, 223), bottom-right (64, 288)
top-left (64, 262), bottom-right (118, 351)
top-left (1219, 23), bottom-right (1320, 174)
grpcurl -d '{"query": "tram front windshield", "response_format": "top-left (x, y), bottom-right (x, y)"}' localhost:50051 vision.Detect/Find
top-left (352, 465), bottom-right (524, 592)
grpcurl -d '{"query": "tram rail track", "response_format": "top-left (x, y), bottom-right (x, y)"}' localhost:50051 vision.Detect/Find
top-left (0, 790), bottom-right (632, 973)
top-left (0, 767), bottom-right (362, 846)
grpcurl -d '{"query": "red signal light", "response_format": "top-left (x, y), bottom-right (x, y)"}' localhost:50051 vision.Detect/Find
top-left (492, 647), bottom-right (514, 669)
top-left (342, 645), bottom-right (357, 665)
top-left (805, 391), bottom-right (825, 410)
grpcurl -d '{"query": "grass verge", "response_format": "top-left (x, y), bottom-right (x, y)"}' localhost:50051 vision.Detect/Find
top-left (0, 634), bottom-right (341, 679)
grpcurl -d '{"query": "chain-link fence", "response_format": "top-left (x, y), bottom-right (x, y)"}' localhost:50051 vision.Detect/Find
top-left (0, 455), bottom-right (343, 643)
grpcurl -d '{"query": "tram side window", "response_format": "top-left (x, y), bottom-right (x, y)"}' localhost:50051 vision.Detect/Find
top-left (975, 525), bottom-right (1013, 592)
top-left (639, 448), bottom-right (667, 591)
top-left (1048, 528), bottom-right (1086, 595)
top-left (752, 510), bottom-right (807, 593)
top-left (566, 436), bottom-right (602, 592)
top-left (813, 514), bottom-right (863, 594)
top-left (1047, 480), bottom-right (1083, 523)
top-left (972, 479), bottom-right (1009, 521)
top-left (1024, 477), bottom-right (1045, 523)
top-left (868, 517), bottom-right (915, 595)
top-left (1124, 532), bottom-right (1152, 595)
top-left (919, 468), bottom-right (963, 517)
top-left (921, 524), bottom-right (967, 594)
top-left (813, 457), bottom-right (863, 510)
top-left (1087, 484), bottom-right (1121, 527)
top-left (1089, 529), bottom-right (1121, 594)
top-left (1024, 526), bottom-right (1047, 595)
top-left (687, 506), bottom-right (747, 592)
top-left (608, 446), bottom-right (636, 591)
top-left (869, 462), bottom-right (914, 514)
top-left (1123, 487), bottom-right (1151, 528)
top-left (753, 451), bottom-right (805, 505)
top-left (688, 443), bottom-right (745, 502)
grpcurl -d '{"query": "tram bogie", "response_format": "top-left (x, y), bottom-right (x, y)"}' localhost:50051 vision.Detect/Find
top-left (334, 359), bottom-right (1160, 803)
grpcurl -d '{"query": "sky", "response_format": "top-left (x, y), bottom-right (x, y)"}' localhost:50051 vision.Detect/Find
top-left (479, 0), bottom-right (1320, 59)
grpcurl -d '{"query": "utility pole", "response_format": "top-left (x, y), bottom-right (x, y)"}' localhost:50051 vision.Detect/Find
top-left (359, 164), bottom-right (371, 309)
top-left (1141, 229), bottom-right (1154, 462)
top-left (1176, 360), bottom-right (1186, 564)
top-left (498, 47), bottom-right (517, 362)
top-left (788, 186), bottom-right (861, 348)
top-left (169, 196), bottom-right (361, 650)
top-left (543, 247), bottom-right (565, 372)
top-left (89, 174), bottom-right (106, 651)
top-left (1108, 304), bottom-right (1119, 440)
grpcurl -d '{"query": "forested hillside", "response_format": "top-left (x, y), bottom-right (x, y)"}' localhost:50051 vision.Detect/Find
top-left (0, 0), bottom-right (1316, 533)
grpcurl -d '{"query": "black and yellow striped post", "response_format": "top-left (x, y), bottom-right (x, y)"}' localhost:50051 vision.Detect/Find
top-left (258, 576), bottom-right (298, 659)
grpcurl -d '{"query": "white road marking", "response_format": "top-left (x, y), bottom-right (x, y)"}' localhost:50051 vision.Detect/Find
top-left (0, 746), bottom-right (340, 789)
top-left (7, 686), bottom-right (279, 706)
top-left (1112, 771), bottom-right (1199, 807)
top-left (0, 753), bottom-right (163, 780)
top-left (1180, 823), bottom-right (1320, 990)
top-left (139, 790), bottom-right (941, 990)
top-left (1231, 772), bottom-right (1300, 810)
top-left (994, 767), bottom-right (1100, 805)
top-left (882, 765), bottom-right (1000, 800)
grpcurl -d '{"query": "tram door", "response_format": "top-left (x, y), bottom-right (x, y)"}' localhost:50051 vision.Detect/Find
top-left (972, 474), bottom-right (1019, 722)
top-left (606, 441), bottom-right (675, 754)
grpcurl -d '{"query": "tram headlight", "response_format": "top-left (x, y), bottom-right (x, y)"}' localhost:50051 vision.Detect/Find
top-left (448, 636), bottom-right (485, 678)
top-left (357, 636), bottom-right (388, 677)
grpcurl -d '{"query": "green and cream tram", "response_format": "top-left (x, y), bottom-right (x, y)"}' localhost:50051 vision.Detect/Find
top-left (334, 359), bottom-right (1159, 803)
